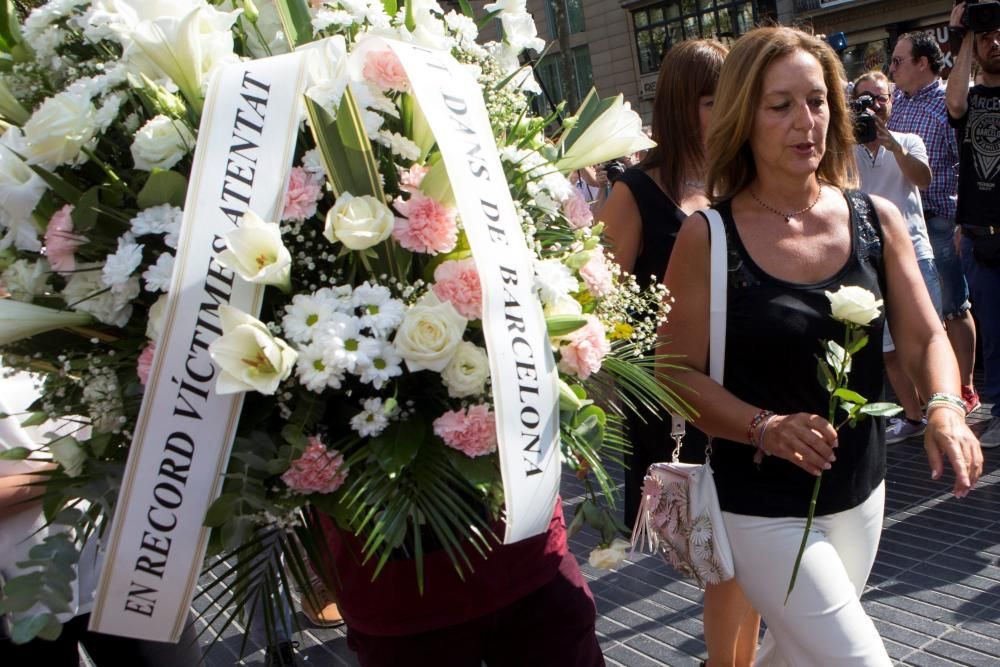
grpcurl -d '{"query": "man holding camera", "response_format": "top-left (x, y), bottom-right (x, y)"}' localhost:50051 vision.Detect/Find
top-left (889, 30), bottom-right (981, 419)
top-left (946, 1), bottom-right (1000, 448)
top-left (853, 72), bottom-right (942, 444)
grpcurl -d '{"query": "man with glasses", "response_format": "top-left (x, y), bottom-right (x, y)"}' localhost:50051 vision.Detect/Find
top-left (853, 71), bottom-right (942, 445)
top-left (889, 30), bottom-right (980, 419)
top-left (946, 3), bottom-right (1000, 448)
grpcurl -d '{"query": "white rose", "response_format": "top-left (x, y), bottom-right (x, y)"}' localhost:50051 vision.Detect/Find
top-left (215, 210), bottom-right (291, 291)
top-left (587, 538), bottom-right (631, 570)
top-left (23, 90), bottom-right (98, 169)
top-left (49, 436), bottom-right (86, 478)
top-left (824, 285), bottom-right (883, 327)
top-left (208, 304), bottom-right (298, 395)
top-left (131, 114), bottom-right (195, 171)
top-left (393, 293), bottom-right (467, 372)
top-left (441, 341), bottom-right (490, 398)
top-left (146, 294), bottom-right (169, 342)
top-left (324, 192), bottom-right (393, 251)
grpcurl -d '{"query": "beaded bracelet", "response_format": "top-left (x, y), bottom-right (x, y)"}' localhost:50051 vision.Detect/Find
top-left (927, 392), bottom-right (967, 415)
top-left (753, 413), bottom-right (777, 465)
top-left (747, 409), bottom-right (773, 445)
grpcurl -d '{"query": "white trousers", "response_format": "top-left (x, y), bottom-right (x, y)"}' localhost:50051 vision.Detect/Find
top-left (722, 483), bottom-right (891, 667)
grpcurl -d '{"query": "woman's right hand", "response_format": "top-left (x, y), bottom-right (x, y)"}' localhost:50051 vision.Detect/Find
top-left (761, 413), bottom-right (838, 476)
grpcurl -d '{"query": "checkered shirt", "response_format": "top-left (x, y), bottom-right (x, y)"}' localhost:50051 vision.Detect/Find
top-left (888, 79), bottom-right (959, 219)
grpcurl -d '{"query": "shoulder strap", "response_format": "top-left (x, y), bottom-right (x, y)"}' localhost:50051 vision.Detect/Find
top-left (669, 208), bottom-right (727, 460)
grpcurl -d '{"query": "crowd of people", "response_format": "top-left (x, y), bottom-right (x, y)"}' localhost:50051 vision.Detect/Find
top-left (3, 9), bottom-right (997, 667)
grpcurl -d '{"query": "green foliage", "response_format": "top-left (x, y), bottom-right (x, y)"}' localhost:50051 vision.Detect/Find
top-left (137, 169), bottom-right (188, 209)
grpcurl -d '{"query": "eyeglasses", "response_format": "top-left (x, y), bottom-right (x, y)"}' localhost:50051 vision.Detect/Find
top-left (890, 56), bottom-right (913, 67)
top-left (867, 94), bottom-right (890, 104)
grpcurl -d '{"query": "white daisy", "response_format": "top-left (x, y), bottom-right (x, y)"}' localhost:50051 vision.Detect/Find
top-left (349, 397), bottom-right (393, 438)
top-left (353, 283), bottom-right (405, 336)
top-left (102, 234), bottom-right (144, 293)
top-left (533, 259), bottom-right (578, 305)
top-left (356, 339), bottom-right (403, 389)
top-left (325, 323), bottom-right (381, 373)
top-left (282, 291), bottom-right (343, 344)
top-left (295, 340), bottom-right (346, 392)
top-left (316, 284), bottom-right (354, 313)
top-left (142, 252), bottom-right (175, 293)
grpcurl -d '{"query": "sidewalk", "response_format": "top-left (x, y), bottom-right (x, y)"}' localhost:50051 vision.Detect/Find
top-left (199, 408), bottom-right (1000, 666)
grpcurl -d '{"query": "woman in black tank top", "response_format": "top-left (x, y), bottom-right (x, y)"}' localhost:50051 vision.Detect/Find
top-left (662, 28), bottom-right (982, 666)
top-left (600, 39), bottom-right (764, 667)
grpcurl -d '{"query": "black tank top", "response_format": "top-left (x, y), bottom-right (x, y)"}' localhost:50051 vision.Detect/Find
top-left (709, 190), bottom-right (887, 518)
top-left (618, 167), bottom-right (687, 288)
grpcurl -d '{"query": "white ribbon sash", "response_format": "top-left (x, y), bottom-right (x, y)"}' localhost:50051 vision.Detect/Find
top-left (90, 53), bottom-right (307, 641)
top-left (378, 39), bottom-right (561, 543)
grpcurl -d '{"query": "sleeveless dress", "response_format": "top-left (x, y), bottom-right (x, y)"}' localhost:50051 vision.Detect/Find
top-left (710, 190), bottom-right (887, 517)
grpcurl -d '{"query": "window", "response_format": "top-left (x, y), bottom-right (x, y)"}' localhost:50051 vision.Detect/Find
top-left (631, 1), bottom-right (760, 75)
top-left (534, 46), bottom-right (595, 112)
top-left (544, 0), bottom-right (586, 40)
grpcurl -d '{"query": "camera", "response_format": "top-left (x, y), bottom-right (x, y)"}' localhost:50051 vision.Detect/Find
top-left (850, 93), bottom-right (878, 144)
top-left (962, 0), bottom-right (1000, 33)
top-left (604, 160), bottom-right (626, 184)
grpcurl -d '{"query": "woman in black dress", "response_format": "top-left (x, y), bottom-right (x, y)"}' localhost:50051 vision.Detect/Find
top-left (600, 39), bottom-right (760, 667)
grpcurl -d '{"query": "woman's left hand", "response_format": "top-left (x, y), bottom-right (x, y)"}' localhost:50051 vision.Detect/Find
top-left (924, 407), bottom-right (983, 497)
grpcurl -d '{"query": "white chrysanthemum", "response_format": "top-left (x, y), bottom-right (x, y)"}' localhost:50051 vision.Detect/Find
top-left (323, 321), bottom-right (381, 373)
top-left (2, 258), bottom-right (50, 302)
top-left (301, 148), bottom-right (326, 175)
top-left (94, 92), bottom-right (124, 133)
top-left (316, 285), bottom-right (354, 313)
top-left (312, 9), bottom-right (356, 31)
top-left (356, 339), bottom-right (403, 389)
top-left (63, 264), bottom-right (139, 327)
top-left (282, 292), bottom-right (345, 344)
top-left (541, 173), bottom-right (574, 204)
top-left (533, 259), bottom-right (578, 305)
top-left (102, 234), bottom-right (144, 292)
top-left (142, 252), bottom-right (175, 293)
top-left (295, 340), bottom-right (346, 392)
top-left (376, 130), bottom-right (420, 161)
top-left (130, 204), bottom-right (183, 248)
top-left (353, 283), bottom-right (405, 337)
top-left (349, 397), bottom-right (393, 438)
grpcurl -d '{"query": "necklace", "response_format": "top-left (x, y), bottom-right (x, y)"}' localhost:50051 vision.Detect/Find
top-left (750, 185), bottom-right (824, 223)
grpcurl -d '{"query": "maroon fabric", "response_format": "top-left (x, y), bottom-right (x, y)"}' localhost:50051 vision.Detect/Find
top-left (344, 549), bottom-right (603, 667)
top-left (319, 500), bottom-right (570, 637)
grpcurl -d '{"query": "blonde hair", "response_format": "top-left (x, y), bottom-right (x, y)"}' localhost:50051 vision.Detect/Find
top-left (706, 26), bottom-right (857, 203)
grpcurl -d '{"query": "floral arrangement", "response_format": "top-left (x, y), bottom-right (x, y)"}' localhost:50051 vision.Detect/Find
top-left (0, 0), bottom-right (677, 643)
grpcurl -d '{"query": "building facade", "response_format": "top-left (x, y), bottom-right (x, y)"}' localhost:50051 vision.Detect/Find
top-left (520, 0), bottom-right (957, 123)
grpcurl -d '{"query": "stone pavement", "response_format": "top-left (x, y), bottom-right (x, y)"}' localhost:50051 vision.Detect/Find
top-left (198, 408), bottom-right (1000, 667)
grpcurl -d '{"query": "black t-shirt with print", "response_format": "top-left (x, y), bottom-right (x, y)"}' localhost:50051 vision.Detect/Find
top-left (950, 85), bottom-right (1000, 227)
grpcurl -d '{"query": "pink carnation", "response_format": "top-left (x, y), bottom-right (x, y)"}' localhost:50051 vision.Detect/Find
top-left (432, 258), bottom-right (483, 319)
top-left (137, 341), bottom-right (156, 386)
top-left (563, 188), bottom-right (593, 229)
top-left (281, 436), bottom-right (349, 495)
top-left (433, 404), bottom-right (497, 458)
top-left (363, 49), bottom-right (411, 93)
top-left (558, 315), bottom-right (611, 380)
top-left (399, 164), bottom-right (429, 193)
top-left (579, 247), bottom-right (614, 297)
top-left (44, 205), bottom-right (86, 273)
top-left (393, 192), bottom-right (458, 254)
top-left (282, 167), bottom-right (324, 222)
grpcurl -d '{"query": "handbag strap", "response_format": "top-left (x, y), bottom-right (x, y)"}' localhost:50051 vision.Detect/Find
top-left (669, 208), bottom-right (727, 462)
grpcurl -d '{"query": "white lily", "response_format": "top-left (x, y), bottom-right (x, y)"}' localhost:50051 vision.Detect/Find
top-left (208, 304), bottom-right (297, 395)
top-left (215, 210), bottom-right (291, 291)
top-left (555, 92), bottom-right (656, 173)
top-left (0, 299), bottom-right (94, 345)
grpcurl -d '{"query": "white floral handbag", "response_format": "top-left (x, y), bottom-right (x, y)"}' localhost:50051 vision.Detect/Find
top-left (631, 208), bottom-right (736, 588)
